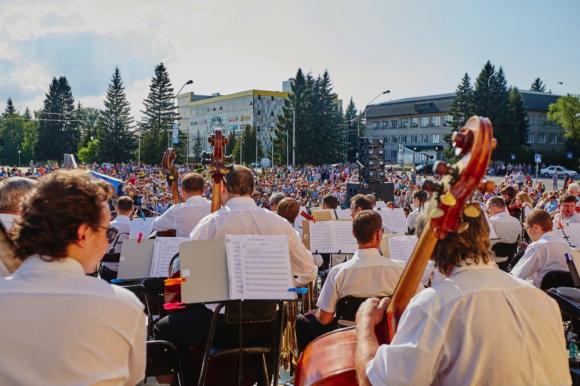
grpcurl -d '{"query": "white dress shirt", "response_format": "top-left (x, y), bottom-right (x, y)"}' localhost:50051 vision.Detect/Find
top-left (154, 195), bottom-right (211, 237)
top-left (190, 196), bottom-right (317, 283)
top-left (511, 231), bottom-right (573, 287)
top-left (554, 212), bottom-right (580, 227)
top-left (317, 248), bottom-right (403, 314)
top-left (489, 210), bottom-right (522, 262)
top-left (0, 256), bottom-right (147, 386)
top-left (107, 214), bottom-right (132, 270)
top-left (367, 262), bottom-right (570, 386)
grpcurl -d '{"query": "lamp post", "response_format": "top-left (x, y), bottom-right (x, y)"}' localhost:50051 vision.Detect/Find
top-left (358, 89), bottom-right (390, 138)
top-left (255, 127), bottom-right (258, 168)
top-left (292, 108), bottom-right (296, 167)
top-left (18, 149), bottom-right (21, 167)
top-left (171, 79), bottom-right (194, 149)
top-left (137, 130), bottom-right (141, 165)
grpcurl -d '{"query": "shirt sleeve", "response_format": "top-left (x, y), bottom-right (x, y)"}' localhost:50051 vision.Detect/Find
top-left (366, 303), bottom-right (448, 386)
top-left (189, 215), bottom-right (215, 240)
top-left (152, 207), bottom-right (175, 232)
top-left (511, 243), bottom-right (543, 282)
top-left (316, 268), bottom-right (339, 313)
top-left (126, 311), bottom-right (147, 386)
top-left (287, 225), bottom-right (318, 284)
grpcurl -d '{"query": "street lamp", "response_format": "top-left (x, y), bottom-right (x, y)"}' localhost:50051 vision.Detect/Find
top-left (171, 79), bottom-right (194, 149)
top-left (358, 89), bottom-right (390, 138)
top-left (292, 108), bottom-right (296, 167)
top-left (18, 149), bottom-right (21, 167)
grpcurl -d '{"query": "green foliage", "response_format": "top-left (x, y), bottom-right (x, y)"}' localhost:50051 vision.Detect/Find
top-left (77, 138), bottom-right (101, 164)
top-left (0, 100), bottom-right (38, 165)
top-left (530, 78), bottom-right (546, 93)
top-left (232, 125), bottom-right (263, 165)
top-left (445, 73), bottom-right (474, 161)
top-left (139, 63), bottom-right (175, 164)
top-left (76, 104), bottom-right (101, 148)
top-left (225, 130), bottom-right (237, 157)
top-left (548, 94), bottom-right (580, 163)
top-left (273, 68), bottom-right (343, 165)
top-left (344, 98), bottom-right (359, 162)
top-left (192, 129), bottom-right (204, 162)
top-left (90, 67), bottom-right (136, 163)
top-left (506, 87), bottom-right (530, 158)
top-left (35, 76), bottom-right (80, 161)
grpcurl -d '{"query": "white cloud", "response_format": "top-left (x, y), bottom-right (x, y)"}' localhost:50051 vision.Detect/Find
top-left (0, 62), bottom-right (52, 93)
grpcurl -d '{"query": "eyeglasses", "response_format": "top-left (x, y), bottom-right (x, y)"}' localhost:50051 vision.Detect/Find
top-left (93, 225), bottom-right (119, 243)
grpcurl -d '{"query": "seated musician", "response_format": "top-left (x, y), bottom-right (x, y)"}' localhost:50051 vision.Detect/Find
top-left (152, 172), bottom-right (210, 237)
top-left (485, 196), bottom-right (521, 263)
top-left (511, 209), bottom-right (573, 287)
top-left (0, 176), bottom-right (37, 276)
top-left (100, 195), bottom-right (134, 281)
top-left (355, 208), bottom-right (570, 386)
top-left (295, 210), bottom-right (404, 353)
top-left (350, 194), bottom-right (373, 219)
top-left (0, 170), bottom-right (146, 386)
top-left (154, 165), bottom-right (317, 384)
top-left (554, 193), bottom-right (580, 227)
top-left (268, 192), bottom-right (286, 211)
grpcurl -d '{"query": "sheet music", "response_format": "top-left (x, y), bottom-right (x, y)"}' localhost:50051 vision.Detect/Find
top-left (562, 223), bottom-right (580, 249)
top-left (150, 237), bottom-right (188, 277)
top-left (309, 221), bottom-right (357, 254)
top-left (335, 208), bottom-right (352, 220)
top-left (379, 208), bottom-right (407, 234)
top-left (225, 234), bottom-right (296, 300)
top-left (129, 217), bottom-right (155, 239)
top-left (388, 235), bottom-right (418, 261)
top-left (376, 201), bottom-right (387, 210)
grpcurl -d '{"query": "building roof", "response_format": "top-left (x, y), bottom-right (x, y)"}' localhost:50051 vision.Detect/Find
top-left (366, 90), bottom-right (562, 119)
top-left (178, 90), bottom-right (289, 107)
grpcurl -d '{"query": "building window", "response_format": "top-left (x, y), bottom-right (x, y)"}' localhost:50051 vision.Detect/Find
top-left (529, 115), bottom-right (535, 125)
top-left (411, 118), bottom-right (418, 127)
top-left (537, 134), bottom-right (546, 144)
top-left (420, 117), bottom-right (429, 127)
top-left (432, 116), bottom-right (441, 127)
top-left (401, 118), bottom-right (408, 128)
top-left (400, 135), bottom-right (407, 143)
top-left (421, 134), bottom-right (428, 143)
top-left (392, 135), bottom-right (398, 143)
top-left (432, 134), bottom-right (440, 143)
top-left (271, 111), bottom-right (274, 116)
top-left (527, 134), bottom-right (535, 144)
top-left (390, 119), bottom-right (398, 129)
top-left (385, 136), bottom-right (391, 143)
top-left (550, 134), bottom-right (558, 144)
top-left (444, 115), bottom-right (452, 126)
top-left (258, 95), bottom-right (262, 100)
top-left (411, 135), bottom-right (418, 143)
top-left (258, 110), bottom-right (261, 116)
top-left (391, 150), bottom-right (397, 158)
top-left (271, 96), bottom-right (274, 101)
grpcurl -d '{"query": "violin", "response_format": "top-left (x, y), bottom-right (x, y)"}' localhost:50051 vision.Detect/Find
top-left (163, 128), bottom-right (232, 309)
top-left (295, 116), bottom-right (497, 385)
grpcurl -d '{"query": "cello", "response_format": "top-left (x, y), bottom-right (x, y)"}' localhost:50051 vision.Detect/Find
top-left (163, 128), bottom-right (231, 308)
top-left (295, 116), bottom-right (497, 385)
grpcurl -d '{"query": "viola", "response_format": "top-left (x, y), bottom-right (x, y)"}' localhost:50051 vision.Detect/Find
top-left (295, 116), bottom-right (497, 385)
top-left (163, 128), bottom-right (232, 309)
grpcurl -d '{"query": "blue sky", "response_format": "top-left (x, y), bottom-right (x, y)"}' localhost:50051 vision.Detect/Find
top-left (0, 0), bottom-right (578, 118)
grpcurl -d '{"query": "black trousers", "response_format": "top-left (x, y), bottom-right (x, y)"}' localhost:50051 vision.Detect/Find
top-left (295, 313), bottom-right (337, 354)
top-left (154, 304), bottom-right (277, 384)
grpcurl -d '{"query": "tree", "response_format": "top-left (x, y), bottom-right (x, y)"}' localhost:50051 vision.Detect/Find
top-left (344, 98), bottom-right (359, 162)
top-left (77, 104), bottom-right (101, 148)
top-left (445, 73), bottom-right (474, 160)
top-left (548, 94), bottom-right (580, 160)
top-left (35, 77), bottom-right (80, 161)
top-left (232, 125), bottom-right (263, 165)
top-left (139, 63), bottom-right (175, 164)
top-left (192, 129), bottom-right (204, 162)
top-left (3, 98), bottom-right (16, 117)
top-left (530, 78), bottom-right (546, 93)
top-left (225, 130), bottom-right (237, 157)
top-left (94, 67), bottom-right (136, 162)
top-left (507, 88), bottom-right (530, 159)
top-left (0, 98), bottom-right (23, 165)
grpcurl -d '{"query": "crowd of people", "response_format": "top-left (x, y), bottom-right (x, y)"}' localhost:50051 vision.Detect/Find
top-left (0, 158), bottom-right (579, 385)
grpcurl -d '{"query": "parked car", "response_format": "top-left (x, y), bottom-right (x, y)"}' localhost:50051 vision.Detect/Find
top-left (540, 165), bottom-right (577, 178)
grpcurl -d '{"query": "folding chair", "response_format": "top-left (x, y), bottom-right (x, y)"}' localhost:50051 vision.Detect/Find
top-left (146, 340), bottom-right (184, 386)
top-left (198, 300), bottom-right (285, 386)
top-left (335, 296), bottom-right (372, 327)
top-left (491, 242), bottom-right (518, 272)
top-left (540, 270), bottom-right (574, 291)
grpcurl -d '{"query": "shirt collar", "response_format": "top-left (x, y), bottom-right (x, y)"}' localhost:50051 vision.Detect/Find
top-left (185, 195), bottom-right (206, 205)
top-left (354, 248), bottom-right (383, 259)
top-left (450, 259), bottom-right (497, 276)
top-left (115, 214), bottom-right (131, 222)
top-left (17, 255), bottom-right (85, 276)
top-left (225, 196), bottom-right (257, 209)
top-left (540, 231), bottom-right (555, 241)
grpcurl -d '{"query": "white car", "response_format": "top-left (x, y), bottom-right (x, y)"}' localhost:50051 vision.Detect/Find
top-left (540, 165), bottom-right (577, 178)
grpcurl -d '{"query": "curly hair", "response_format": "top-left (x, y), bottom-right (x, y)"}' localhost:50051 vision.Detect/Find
top-left (431, 207), bottom-right (492, 275)
top-left (12, 170), bottom-right (112, 261)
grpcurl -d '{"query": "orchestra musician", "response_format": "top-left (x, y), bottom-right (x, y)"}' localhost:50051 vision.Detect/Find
top-left (553, 193), bottom-right (580, 227)
top-left (152, 172), bottom-right (211, 237)
top-left (485, 196), bottom-right (521, 264)
top-left (154, 165), bottom-right (317, 384)
top-left (295, 210), bottom-right (404, 354)
top-left (0, 176), bottom-right (37, 276)
top-left (511, 209), bottom-right (573, 287)
top-left (100, 195), bottom-right (134, 281)
top-left (406, 190), bottom-right (428, 234)
top-left (355, 208), bottom-right (570, 386)
top-left (350, 194), bottom-right (373, 219)
top-left (0, 170), bottom-right (146, 386)
top-left (268, 192), bottom-right (286, 211)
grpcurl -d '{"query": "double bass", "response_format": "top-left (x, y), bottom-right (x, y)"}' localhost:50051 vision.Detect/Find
top-left (295, 116), bottom-right (497, 385)
top-left (163, 128), bottom-right (232, 309)
top-left (162, 147), bottom-right (180, 205)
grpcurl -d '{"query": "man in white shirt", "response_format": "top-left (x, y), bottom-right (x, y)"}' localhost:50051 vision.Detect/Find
top-left (554, 193), bottom-right (580, 228)
top-left (486, 196), bottom-right (522, 264)
top-left (512, 209), bottom-right (573, 287)
top-left (0, 176), bottom-right (37, 276)
top-left (295, 210), bottom-right (404, 353)
top-left (100, 195), bottom-right (134, 281)
top-left (0, 170), bottom-right (146, 386)
top-left (153, 172), bottom-right (210, 237)
top-left (355, 209), bottom-right (570, 386)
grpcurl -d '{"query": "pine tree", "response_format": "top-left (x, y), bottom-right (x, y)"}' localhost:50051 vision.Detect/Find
top-left (94, 67), bottom-right (136, 162)
top-left (507, 87), bottom-right (530, 159)
top-left (0, 98), bottom-right (23, 165)
top-left (232, 125), bottom-right (262, 165)
top-left (344, 98), bottom-right (359, 162)
top-left (23, 107), bottom-right (32, 120)
top-left (530, 78), bottom-right (546, 93)
top-left (311, 70), bottom-right (342, 164)
top-left (225, 130), bottom-right (237, 157)
top-left (3, 98), bottom-right (17, 117)
top-left (472, 61), bottom-right (496, 118)
top-left (35, 77), bottom-right (80, 161)
top-left (139, 63), bottom-right (175, 164)
top-left (192, 129), bottom-right (204, 162)
top-left (444, 73), bottom-right (474, 160)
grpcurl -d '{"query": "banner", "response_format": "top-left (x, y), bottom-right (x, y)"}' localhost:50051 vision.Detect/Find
top-left (172, 122), bottom-right (179, 144)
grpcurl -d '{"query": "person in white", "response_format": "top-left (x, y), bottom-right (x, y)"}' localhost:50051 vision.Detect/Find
top-left (406, 190), bottom-right (428, 234)
top-left (0, 170), bottom-right (146, 386)
top-left (101, 195), bottom-right (134, 279)
top-left (295, 210), bottom-right (404, 353)
top-left (512, 208), bottom-right (573, 287)
top-left (153, 172), bottom-right (211, 237)
top-left (486, 196), bottom-right (522, 264)
top-left (554, 193), bottom-right (580, 228)
top-left (0, 176), bottom-right (37, 276)
top-left (355, 209), bottom-right (570, 386)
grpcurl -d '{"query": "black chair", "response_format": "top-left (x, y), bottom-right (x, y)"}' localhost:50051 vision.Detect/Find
top-left (335, 296), bottom-right (374, 327)
top-left (540, 270), bottom-right (574, 291)
top-left (141, 277), bottom-right (166, 319)
top-left (491, 242), bottom-right (518, 271)
top-left (198, 300), bottom-right (285, 386)
top-left (146, 340), bottom-right (183, 386)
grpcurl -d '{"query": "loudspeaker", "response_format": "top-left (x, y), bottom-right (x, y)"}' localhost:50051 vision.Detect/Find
top-left (345, 182), bottom-right (394, 206)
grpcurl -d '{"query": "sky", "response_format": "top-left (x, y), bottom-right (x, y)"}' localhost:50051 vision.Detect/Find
top-left (0, 0), bottom-right (579, 119)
